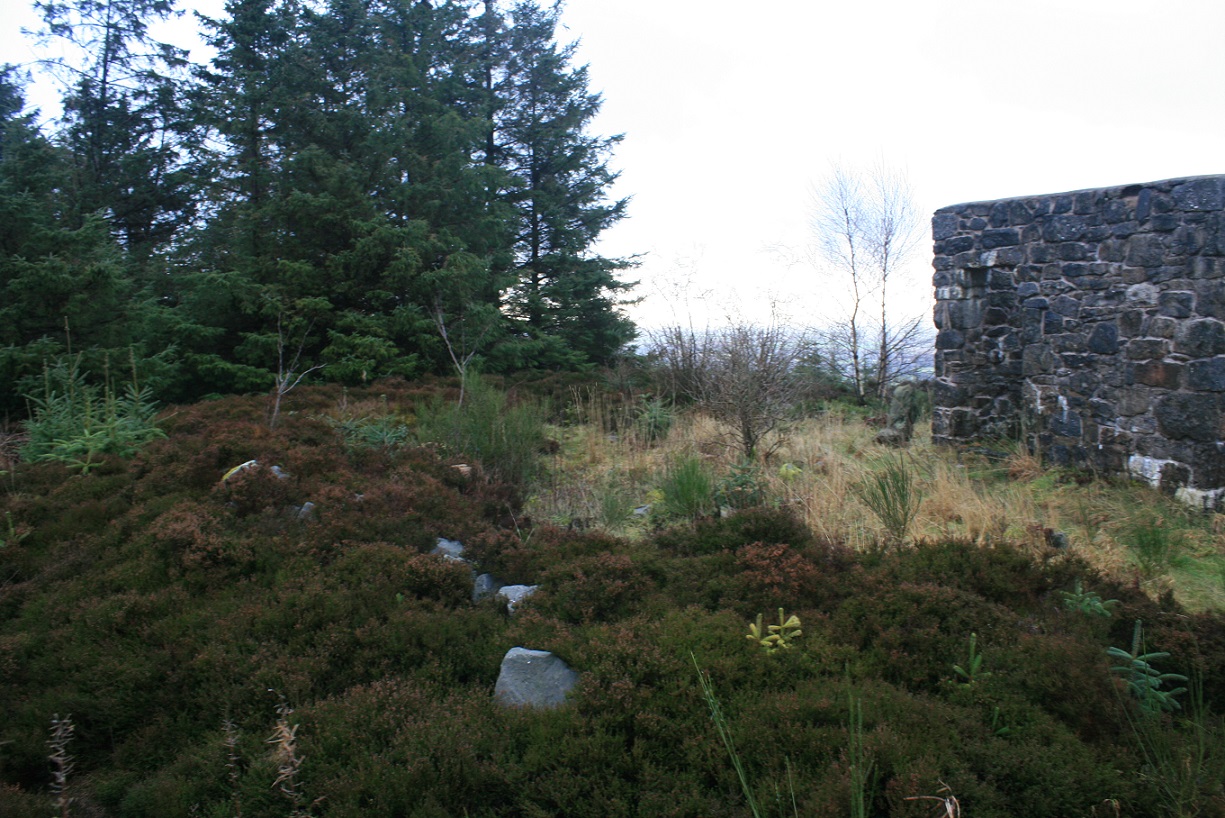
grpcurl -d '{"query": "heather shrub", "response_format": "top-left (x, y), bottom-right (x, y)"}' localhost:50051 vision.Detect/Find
top-left (148, 500), bottom-right (252, 573)
top-left (0, 785), bottom-right (46, 818)
top-left (7, 380), bottom-right (1225, 816)
top-left (995, 630), bottom-right (1124, 741)
top-left (654, 505), bottom-right (813, 557)
top-left (831, 582), bottom-right (1017, 689)
top-left (535, 552), bottom-right (652, 623)
top-left (624, 548), bottom-right (738, 612)
top-left (331, 544), bottom-right (473, 608)
top-left (305, 679), bottom-right (515, 817)
top-left (211, 460), bottom-right (298, 518)
top-left (881, 538), bottom-right (1086, 610)
top-left (728, 542), bottom-right (827, 612)
top-left (466, 525), bottom-right (626, 584)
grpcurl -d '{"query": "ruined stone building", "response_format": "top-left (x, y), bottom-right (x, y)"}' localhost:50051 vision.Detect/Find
top-left (932, 176), bottom-right (1225, 510)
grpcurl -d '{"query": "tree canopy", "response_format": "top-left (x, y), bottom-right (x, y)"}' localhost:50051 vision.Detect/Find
top-left (1, 0), bottom-right (635, 414)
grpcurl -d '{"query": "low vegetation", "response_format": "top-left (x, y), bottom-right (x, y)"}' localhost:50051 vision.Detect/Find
top-left (1, 374), bottom-right (1224, 817)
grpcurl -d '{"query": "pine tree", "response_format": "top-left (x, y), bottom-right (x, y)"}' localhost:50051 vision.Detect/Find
top-left (492, 0), bottom-right (635, 367)
top-left (33, 0), bottom-right (196, 257)
top-left (0, 67), bottom-right (138, 415)
top-left (185, 0), bottom-right (515, 391)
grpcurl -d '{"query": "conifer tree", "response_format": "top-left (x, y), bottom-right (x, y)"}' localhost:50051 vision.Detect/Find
top-left (0, 67), bottom-right (138, 415)
top-left (491, 0), bottom-right (635, 366)
top-left (33, 0), bottom-right (196, 257)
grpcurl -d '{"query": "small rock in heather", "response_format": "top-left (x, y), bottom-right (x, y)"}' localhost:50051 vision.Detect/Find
top-left (497, 584), bottom-right (538, 613)
top-left (494, 647), bottom-right (579, 709)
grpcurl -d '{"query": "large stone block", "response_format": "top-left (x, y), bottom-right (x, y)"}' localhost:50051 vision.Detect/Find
top-left (1130, 361), bottom-right (1183, 389)
top-left (1087, 323), bottom-right (1119, 354)
top-left (1126, 339), bottom-right (1169, 360)
top-left (1154, 393), bottom-right (1221, 441)
top-left (982, 228), bottom-right (1021, 249)
top-left (1159, 291), bottom-right (1196, 318)
top-left (1127, 234), bottom-right (1166, 267)
top-left (1186, 358), bottom-right (1225, 392)
top-left (494, 648), bottom-right (580, 709)
top-left (1043, 215), bottom-right (1088, 242)
top-left (937, 235), bottom-right (975, 254)
top-left (1173, 177), bottom-right (1225, 212)
top-left (1022, 346), bottom-right (1055, 376)
top-left (1197, 281), bottom-right (1225, 320)
top-left (935, 329), bottom-right (966, 350)
top-left (1175, 319), bottom-right (1225, 357)
top-left (932, 212), bottom-right (959, 241)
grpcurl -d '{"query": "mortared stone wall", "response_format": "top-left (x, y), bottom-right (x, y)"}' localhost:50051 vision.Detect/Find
top-left (931, 176), bottom-right (1225, 510)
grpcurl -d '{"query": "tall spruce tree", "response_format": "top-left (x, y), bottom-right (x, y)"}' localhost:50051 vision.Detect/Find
top-left (185, 0), bottom-right (516, 391)
top-left (492, 0), bottom-right (635, 367)
top-left (33, 0), bottom-right (196, 258)
top-left (0, 67), bottom-right (139, 416)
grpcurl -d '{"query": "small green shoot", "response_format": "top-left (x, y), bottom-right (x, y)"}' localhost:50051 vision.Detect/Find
top-left (747, 609), bottom-right (803, 654)
top-left (1059, 579), bottom-right (1119, 618)
top-left (1108, 619), bottom-right (1187, 714)
top-left (952, 632), bottom-right (989, 684)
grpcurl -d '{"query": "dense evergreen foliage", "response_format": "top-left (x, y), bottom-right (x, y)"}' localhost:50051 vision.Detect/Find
top-left (1, 0), bottom-right (634, 416)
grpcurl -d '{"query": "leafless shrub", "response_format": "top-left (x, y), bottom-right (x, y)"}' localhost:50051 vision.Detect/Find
top-left (267, 700), bottom-right (319, 817)
top-left (650, 308), bottom-right (808, 460)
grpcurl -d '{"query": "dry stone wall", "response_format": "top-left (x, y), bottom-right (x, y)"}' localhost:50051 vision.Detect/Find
top-left (931, 176), bottom-right (1225, 510)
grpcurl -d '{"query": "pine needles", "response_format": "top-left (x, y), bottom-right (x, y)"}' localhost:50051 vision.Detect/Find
top-left (21, 355), bottom-right (164, 473)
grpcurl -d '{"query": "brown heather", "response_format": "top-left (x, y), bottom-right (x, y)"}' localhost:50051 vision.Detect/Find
top-left (0, 378), bottom-right (1224, 817)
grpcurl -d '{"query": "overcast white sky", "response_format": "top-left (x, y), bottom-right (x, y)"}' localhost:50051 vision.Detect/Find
top-left (6, 0), bottom-right (1225, 329)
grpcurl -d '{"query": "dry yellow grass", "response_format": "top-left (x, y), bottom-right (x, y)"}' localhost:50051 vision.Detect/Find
top-left (527, 402), bottom-right (1225, 609)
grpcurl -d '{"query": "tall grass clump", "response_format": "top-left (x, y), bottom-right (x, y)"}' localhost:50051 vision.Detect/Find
top-left (853, 454), bottom-right (924, 545)
top-left (658, 455), bottom-right (715, 521)
top-left (415, 376), bottom-right (547, 486)
top-left (1129, 516), bottom-right (1187, 580)
top-left (21, 355), bottom-right (165, 473)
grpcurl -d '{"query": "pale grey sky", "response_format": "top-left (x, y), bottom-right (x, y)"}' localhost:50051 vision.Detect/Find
top-left (6, 0), bottom-right (1225, 329)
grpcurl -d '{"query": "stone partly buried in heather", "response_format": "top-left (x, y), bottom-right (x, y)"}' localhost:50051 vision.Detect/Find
top-left (494, 647), bottom-right (580, 709)
top-left (496, 584), bottom-right (538, 613)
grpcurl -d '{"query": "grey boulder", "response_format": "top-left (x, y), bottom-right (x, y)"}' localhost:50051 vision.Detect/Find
top-left (431, 538), bottom-right (466, 561)
top-left (497, 584), bottom-right (538, 613)
top-left (494, 647), bottom-right (579, 709)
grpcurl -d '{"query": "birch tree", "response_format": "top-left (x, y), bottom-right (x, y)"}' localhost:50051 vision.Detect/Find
top-left (810, 163), bottom-right (924, 402)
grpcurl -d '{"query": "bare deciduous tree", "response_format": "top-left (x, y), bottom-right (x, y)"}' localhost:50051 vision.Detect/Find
top-left (270, 314), bottom-right (324, 429)
top-left (810, 162), bottom-right (925, 402)
top-left (434, 299), bottom-right (499, 408)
